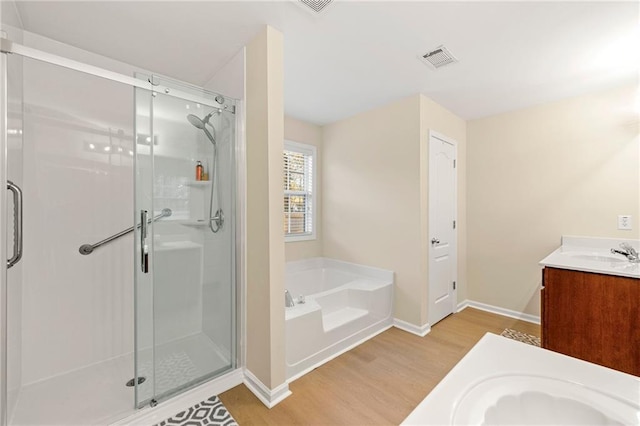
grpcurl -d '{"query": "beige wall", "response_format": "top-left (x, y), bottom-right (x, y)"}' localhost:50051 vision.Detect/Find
top-left (204, 48), bottom-right (244, 100)
top-left (323, 95), bottom-right (424, 325)
top-left (284, 116), bottom-right (323, 261)
top-left (467, 83), bottom-right (640, 317)
top-left (419, 95), bottom-right (468, 324)
top-left (322, 94), bottom-right (467, 328)
top-left (245, 25), bottom-right (286, 389)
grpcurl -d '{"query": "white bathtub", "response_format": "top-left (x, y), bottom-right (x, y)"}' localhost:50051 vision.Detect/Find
top-left (285, 258), bottom-right (394, 381)
top-left (402, 333), bottom-right (640, 425)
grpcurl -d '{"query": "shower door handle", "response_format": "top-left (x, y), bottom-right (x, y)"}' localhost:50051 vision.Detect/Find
top-left (140, 209), bottom-right (149, 273)
top-left (7, 180), bottom-right (23, 268)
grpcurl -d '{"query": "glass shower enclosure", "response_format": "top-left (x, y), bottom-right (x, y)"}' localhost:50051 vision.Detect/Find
top-left (0, 37), bottom-right (237, 425)
top-left (134, 75), bottom-right (237, 408)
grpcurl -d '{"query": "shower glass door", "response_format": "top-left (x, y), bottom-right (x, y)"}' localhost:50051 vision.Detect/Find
top-left (134, 76), bottom-right (236, 407)
top-left (3, 53), bottom-right (137, 425)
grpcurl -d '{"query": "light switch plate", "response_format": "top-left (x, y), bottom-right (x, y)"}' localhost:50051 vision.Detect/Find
top-left (618, 215), bottom-right (632, 230)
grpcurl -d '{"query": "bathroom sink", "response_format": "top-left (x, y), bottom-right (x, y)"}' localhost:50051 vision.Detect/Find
top-left (558, 251), bottom-right (626, 263)
top-left (568, 253), bottom-right (625, 263)
top-left (539, 238), bottom-right (640, 278)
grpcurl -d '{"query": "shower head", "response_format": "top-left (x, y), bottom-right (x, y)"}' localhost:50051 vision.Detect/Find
top-left (187, 113), bottom-right (207, 129)
top-left (187, 113), bottom-right (216, 144)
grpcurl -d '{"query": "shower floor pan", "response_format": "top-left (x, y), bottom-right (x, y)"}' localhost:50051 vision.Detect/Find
top-left (10, 332), bottom-right (229, 426)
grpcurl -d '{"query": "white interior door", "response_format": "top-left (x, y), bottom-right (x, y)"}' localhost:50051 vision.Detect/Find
top-left (428, 131), bottom-right (457, 326)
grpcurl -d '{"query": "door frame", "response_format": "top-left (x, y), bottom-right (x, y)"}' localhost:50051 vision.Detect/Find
top-left (427, 130), bottom-right (458, 324)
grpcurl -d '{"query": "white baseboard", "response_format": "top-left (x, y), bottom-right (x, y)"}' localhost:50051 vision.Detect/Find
top-left (112, 368), bottom-right (244, 425)
top-left (457, 299), bottom-right (540, 325)
top-left (243, 369), bottom-right (292, 408)
top-left (393, 318), bottom-right (431, 337)
top-left (456, 300), bottom-right (470, 312)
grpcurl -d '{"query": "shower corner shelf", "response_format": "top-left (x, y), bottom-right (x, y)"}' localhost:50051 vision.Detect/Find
top-left (185, 181), bottom-right (211, 187)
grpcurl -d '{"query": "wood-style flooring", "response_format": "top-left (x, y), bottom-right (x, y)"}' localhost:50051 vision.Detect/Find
top-left (219, 308), bottom-right (540, 425)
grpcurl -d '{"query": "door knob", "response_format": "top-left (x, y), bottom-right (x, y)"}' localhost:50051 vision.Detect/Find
top-left (431, 238), bottom-right (440, 245)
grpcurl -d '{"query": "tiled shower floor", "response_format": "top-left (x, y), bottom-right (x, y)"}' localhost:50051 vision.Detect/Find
top-left (10, 333), bottom-right (230, 425)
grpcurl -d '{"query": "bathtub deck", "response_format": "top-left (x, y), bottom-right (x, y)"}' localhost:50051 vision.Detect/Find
top-left (402, 333), bottom-right (638, 425)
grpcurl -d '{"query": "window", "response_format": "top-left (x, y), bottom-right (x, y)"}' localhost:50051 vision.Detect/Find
top-left (283, 140), bottom-right (316, 241)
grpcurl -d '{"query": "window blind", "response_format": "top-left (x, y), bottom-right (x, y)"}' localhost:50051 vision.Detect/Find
top-left (283, 141), bottom-right (315, 239)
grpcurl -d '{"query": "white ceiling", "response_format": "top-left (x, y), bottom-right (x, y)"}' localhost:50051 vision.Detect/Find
top-left (11, 1), bottom-right (640, 125)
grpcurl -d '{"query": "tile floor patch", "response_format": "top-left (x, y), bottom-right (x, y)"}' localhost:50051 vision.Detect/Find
top-left (155, 396), bottom-right (237, 426)
top-left (500, 328), bottom-right (541, 347)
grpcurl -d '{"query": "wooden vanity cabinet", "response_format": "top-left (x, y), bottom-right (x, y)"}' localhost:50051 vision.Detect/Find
top-left (541, 267), bottom-right (639, 377)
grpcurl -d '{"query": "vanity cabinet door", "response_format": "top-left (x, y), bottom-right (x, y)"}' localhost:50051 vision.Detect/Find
top-left (542, 267), bottom-right (639, 376)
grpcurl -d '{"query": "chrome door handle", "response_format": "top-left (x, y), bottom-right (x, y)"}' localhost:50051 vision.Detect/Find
top-left (7, 180), bottom-right (23, 268)
top-left (431, 238), bottom-right (440, 245)
top-left (140, 209), bottom-right (149, 273)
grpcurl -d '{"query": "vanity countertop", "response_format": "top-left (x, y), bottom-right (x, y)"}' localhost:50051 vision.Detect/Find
top-left (539, 236), bottom-right (639, 279)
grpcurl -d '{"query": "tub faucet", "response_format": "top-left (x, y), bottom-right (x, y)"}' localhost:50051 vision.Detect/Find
top-left (611, 243), bottom-right (640, 263)
top-left (285, 290), bottom-right (295, 307)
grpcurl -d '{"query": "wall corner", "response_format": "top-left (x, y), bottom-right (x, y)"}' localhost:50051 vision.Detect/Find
top-left (245, 24), bottom-right (286, 392)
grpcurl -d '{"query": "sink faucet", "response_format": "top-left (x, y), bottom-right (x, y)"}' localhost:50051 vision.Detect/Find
top-left (611, 243), bottom-right (640, 263)
top-left (285, 289), bottom-right (295, 307)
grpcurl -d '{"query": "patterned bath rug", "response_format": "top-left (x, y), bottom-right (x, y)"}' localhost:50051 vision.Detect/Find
top-left (155, 396), bottom-right (237, 426)
top-left (500, 328), bottom-right (541, 347)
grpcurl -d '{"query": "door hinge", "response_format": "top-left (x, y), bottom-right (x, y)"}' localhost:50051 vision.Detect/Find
top-left (453, 159), bottom-right (456, 168)
top-left (453, 281), bottom-right (456, 290)
top-left (453, 220), bottom-right (456, 229)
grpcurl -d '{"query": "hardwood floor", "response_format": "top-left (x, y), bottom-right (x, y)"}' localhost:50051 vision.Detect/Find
top-left (220, 308), bottom-right (540, 425)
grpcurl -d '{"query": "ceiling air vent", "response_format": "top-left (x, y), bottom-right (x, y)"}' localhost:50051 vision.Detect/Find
top-left (419, 45), bottom-right (458, 70)
top-left (294, 0), bottom-right (334, 15)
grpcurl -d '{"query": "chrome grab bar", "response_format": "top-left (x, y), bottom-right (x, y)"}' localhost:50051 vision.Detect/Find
top-left (78, 208), bottom-right (171, 255)
top-left (7, 180), bottom-right (23, 268)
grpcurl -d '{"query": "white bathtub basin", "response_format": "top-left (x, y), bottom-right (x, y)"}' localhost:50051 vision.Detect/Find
top-left (402, 333), bottom-right (640, 426)
top-left (453, 375), bottom-right (632, 425)
top-left (285, 258), bottom-right (394, 381)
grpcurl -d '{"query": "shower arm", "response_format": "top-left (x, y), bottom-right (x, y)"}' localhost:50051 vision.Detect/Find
top-left (78, 208), bottom-right (171, 255)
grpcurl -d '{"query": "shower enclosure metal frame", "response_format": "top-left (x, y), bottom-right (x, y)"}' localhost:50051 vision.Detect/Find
top-left (1, 35), bottom-right (9, 426)
top-left (0, 35), bottom-right (244, 425)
